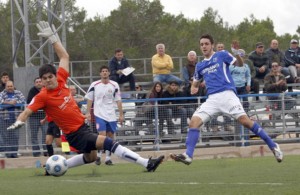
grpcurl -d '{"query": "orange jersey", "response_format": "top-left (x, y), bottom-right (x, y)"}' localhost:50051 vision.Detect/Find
top-left (46, 115), bottom-right (53, 122)
top-left (28, 68), bottom-right (85, 134)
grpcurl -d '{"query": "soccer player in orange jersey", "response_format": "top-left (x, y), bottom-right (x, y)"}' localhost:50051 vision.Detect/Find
top-left (7, 21), bottom-right (164, 173)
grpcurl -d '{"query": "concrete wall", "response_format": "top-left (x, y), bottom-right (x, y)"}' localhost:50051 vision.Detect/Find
top-left (13, 66), bottom-right (40, 99)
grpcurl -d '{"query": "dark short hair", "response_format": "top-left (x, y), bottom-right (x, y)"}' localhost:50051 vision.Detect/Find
top-left (100, 65), bottom-right (110, 72)
top-left (169, 80), bottom-right (179, 85)
top-left (1, 71), bottom-right (9, 78)
top-left (39, 64), bottom-right (57, 78)
top-left (34, 77), bottom-right (40, 82)
top-left (199, 34), bottom-right (214, 44)
top-left (114, 48), bottom-right (122, 54)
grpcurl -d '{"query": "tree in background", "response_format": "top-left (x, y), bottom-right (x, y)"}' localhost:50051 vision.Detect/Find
top-left (0, 0), bottom-right (299, 75)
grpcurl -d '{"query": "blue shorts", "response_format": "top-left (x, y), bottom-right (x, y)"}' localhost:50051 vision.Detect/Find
top-left (94, 116), bottom-right (118, 133)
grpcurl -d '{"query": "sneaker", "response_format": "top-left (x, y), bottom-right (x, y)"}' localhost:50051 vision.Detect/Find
top-left (170, 153), bottom-right (192, 165)
top-left (105, 160), bottom-right (113, 166)
top-left (0, 153), bottom-right (5, 158)
top-left (95, 157), bottom-right (101, 165)
top-left (146, 155), bottom-right (164, 172)
top-left (272, 143), bottom-right (283, 163)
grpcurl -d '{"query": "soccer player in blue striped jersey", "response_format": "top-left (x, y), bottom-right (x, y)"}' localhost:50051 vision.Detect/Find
top-left (170, 34), bottom-right (283, 164)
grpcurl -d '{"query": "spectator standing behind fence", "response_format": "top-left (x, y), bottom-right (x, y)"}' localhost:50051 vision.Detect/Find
top-left (162, 81), bottom-right (193, 134)
top-left (264, 62), bottom-right (297, 117)
top-left (69, 85), bottom-right (85, 107)
top-left (0, 72), bottom-right (11, 157)
top-left (170, 34), bottom-right (283, 165)
top-left (151, 43), bottom-right (182, 85)
top-left (27, 77), bottom-right (47, 157)
top-left (284, 39), bottom-right (300, 83)
top-left (0, 81), bottom-right (25, 158)
top-left (109, 48), bottom-right (136, 91)
top-left (85, 65), bottom-right (123, 166)
top-left (0, 72), bottom-right (10, 92)
top-left (8, 21), bottom-right (164, 174)
top-left (248, 42), bottom-right (269, 101)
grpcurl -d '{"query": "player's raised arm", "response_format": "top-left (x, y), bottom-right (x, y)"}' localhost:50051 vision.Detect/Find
top-left (36, 21), bottom-right (69, 73)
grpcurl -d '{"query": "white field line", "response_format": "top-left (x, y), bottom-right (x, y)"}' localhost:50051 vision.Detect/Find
top-left (61, 180), bottom-right (282, 186)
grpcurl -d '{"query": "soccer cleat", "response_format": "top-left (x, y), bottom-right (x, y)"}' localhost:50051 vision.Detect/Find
top-left (170, 153), bottom-right (192, 165)
top-left (95, 157), bottom-right (101, 165)
top-left (272, 143), bottom-right (283, 163)
top-left (42, 164), bottom-right (50, 176)
top-left (146, 155), bottom-right (165, 172)
top-left (105, 160), bottom-right (113, 166)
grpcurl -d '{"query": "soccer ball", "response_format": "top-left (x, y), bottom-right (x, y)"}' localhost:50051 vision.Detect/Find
top-left (45, 155), bottom-right (68, 177)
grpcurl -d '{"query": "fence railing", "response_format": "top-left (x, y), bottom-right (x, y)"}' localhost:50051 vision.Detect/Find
top-left (0, 92), bottom-right (299, 157)
top-left (67, 56), bottom-right (201, 92)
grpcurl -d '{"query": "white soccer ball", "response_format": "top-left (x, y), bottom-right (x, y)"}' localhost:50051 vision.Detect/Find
top-left (45, 155), bottom-right (68, 177)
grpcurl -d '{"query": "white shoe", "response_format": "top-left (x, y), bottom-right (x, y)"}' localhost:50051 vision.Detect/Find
top-left (170, 152), bottom-right (192, 165)
top-left (272, 143), bottom-right (283, 163)
top-left (0, 153), bottom-right (5, 158)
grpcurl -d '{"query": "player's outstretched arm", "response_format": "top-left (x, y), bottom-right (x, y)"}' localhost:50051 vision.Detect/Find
top-left (7, 108), bottom-right (33, 130)
top-left (36, 21), bottom-right (69, 73)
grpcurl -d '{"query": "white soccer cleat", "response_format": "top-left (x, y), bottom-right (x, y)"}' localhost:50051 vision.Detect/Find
top-left (272, 143), bottom-right (283, 163)
top-left (170, 152), bottom-right (192, 165)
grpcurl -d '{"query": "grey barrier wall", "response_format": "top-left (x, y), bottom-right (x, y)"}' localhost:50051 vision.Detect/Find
top-left (13, 66), bottom-right (40, 99)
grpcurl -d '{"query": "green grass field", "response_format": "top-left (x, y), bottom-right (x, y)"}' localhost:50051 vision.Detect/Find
top-left (1, 155), bottom-right (300, 195)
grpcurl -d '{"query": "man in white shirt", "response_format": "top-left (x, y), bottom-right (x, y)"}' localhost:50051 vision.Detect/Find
top-left (85, 65), bottom-right (124, 166)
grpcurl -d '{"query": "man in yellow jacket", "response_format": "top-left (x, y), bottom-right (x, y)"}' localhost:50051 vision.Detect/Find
top-left (151, 43), bottom-right (182, 85)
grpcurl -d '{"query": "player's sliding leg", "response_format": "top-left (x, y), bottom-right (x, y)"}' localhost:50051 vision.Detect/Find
top-left (106, 138), bottom-right (164, 172)
top-left (65, 136), bottom-right (164, 172)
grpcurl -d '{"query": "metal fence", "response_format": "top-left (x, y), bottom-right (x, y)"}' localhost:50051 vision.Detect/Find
top-left (67, 56), bottom-right (204, 92)
top-left (0, 92), bottom-right (299, 157)
top-left (118, 92), bottom-right (300, 149)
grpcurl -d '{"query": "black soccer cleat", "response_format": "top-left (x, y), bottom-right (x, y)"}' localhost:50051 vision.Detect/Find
top-left (42, 164), bottom-right (51, 176)
top-left (95, 157), bottom-right (101, 166)
top-left (105, 160), bottom-right (113, 166)
top-left (146, 155), bottom-right (164, 172)
top-left (44, 168), bottom-right (51, 176)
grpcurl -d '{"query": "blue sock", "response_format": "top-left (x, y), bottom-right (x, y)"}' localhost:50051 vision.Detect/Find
top-left (185, 128), bottom-right (200, 158)
top-left (250, 122), bottom-right (275, 150)
top-left (103, 137), bottom-right (114, 151)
